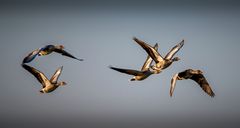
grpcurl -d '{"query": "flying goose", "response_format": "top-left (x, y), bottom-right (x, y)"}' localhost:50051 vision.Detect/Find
top-left (22, 44), bottom-right (83, 63)
top-left (170, 69), bottom-right (215, 97)
top-left (22, 64), bottom-right (66, 93)
top-left (109, 43), bottom-right (159, 81)
top-left (133, 37), bottom-right (184, 73)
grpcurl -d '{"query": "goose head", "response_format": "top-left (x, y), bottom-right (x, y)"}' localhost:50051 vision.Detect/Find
top-left (60, 81), bottom-right (67, 86)
top-left (172, 57), bottom-right (180, 62)
top-left (55, 45), bottom-right (64, 50)
top-left (56, 81), bottom-right (67, 86)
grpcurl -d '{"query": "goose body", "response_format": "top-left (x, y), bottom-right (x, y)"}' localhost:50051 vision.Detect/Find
top-left (133, 37), bottom-right (184, 73)
top-left (170, 69), bottom-right (215, 97)
top-left (38, 45), bottom-right (56, 56)
top-left (22, 64), bottom-right (66, 93)
top-left (109, 43), bottom-right (159, 81)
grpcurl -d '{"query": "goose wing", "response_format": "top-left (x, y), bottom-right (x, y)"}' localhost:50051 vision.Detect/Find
top-left (164, 39), bottom-right (184, 60)
top-left (22, 48), bottom-right (41, 63)
top-left (190, 73), bottom-right (215, 97)
top-left (170, 73), bottom-right (179, 97)
top-left (50, 66), bottom-right (63, 84)
top-left (133, 37), bottom-right (164, 63)
top-left (53, 49), bottom-right (83, 61)
top-left (141, 43), bottom-right (158, 71)
top-left (22, 64), bottom-right (49, 88)
top-left (109, 66), bottom-right (144, 76)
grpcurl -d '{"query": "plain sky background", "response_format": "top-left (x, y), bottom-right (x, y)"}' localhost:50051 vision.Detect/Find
top-left (1, 0), bottom-right (240, 128)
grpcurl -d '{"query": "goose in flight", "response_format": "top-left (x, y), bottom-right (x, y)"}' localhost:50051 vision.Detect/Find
top-left (133, 37), bottom-right (184, 73)
top-left (109, 43), bottom-right (159, 81)
top-left (22, 64), bottom-right (66, 93)
top-left (170, 69), bottom-right (215, 97)
top-left (22, 44), bottom-right (83, 63)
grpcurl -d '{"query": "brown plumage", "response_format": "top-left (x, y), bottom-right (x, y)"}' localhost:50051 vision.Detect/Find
top-left (170, 69), bottom-right (215, 97)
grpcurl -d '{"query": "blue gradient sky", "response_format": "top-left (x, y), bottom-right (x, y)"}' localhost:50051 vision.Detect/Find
top-left (1, 0), bottom-right (240, 128)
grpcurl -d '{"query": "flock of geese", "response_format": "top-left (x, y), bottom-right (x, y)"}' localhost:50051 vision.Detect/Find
top-left (22, 45), bottom-right (83, 93)
top-left (22, 38), bottom-right (215, 97)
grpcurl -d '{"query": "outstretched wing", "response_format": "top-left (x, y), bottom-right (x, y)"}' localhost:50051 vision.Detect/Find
top-left (141, 43), bottom-right (158, 71)
top-left (190, 73), bottom-right (215, 97)
top-left (170, 73), bottom-right (179, 97)
top-left (54, 49), bottom-right (84, 61)
top-left (164, 39), bottom-right (184, 60)
top-left (109, 66), bottom-right (144, 76)
top-left (22, 64), bottom-right (49, 88)
top-left (133, 37), bottom-right (164, 63)
top-left (22, 48), bottom-right (41, 63)
top-left (50, 66), bottom-right (63, 84)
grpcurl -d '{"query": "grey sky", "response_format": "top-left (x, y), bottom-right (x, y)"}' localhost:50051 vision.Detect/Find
top-left (1, 0), bottom-right (240, 128)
